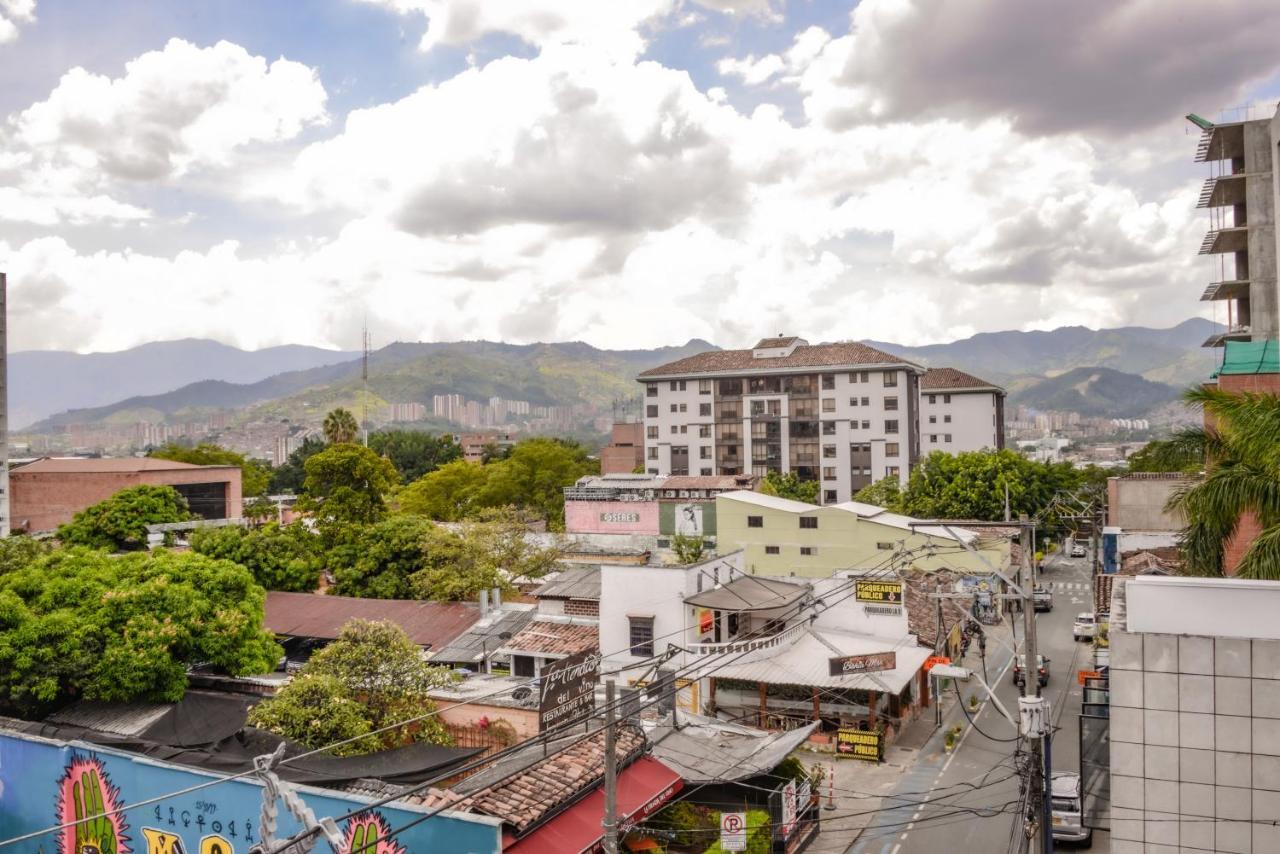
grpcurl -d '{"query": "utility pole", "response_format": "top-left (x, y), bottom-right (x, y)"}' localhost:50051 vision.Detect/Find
top-left (602, 679), bottom-right (619, 854)
top-left (1019, 514), bottom-right (1050, 854)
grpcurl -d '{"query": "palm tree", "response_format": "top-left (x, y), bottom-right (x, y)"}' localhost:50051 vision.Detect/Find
top-left (1171, 387), bottom-right (1280, 579)
top-left (323, 407), bottom-right (360, 445)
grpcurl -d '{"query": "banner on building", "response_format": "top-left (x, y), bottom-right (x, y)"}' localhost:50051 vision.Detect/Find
top-left (538, 649), bottom-right (601, 732)
top-left (855, 580), bottom-right (903, 604)
top-left (836, 728), bottom-right (884, 762)
top-left (828, 651), bottom-right (897, 677)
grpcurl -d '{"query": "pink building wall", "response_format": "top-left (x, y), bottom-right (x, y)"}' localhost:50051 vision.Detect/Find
top-left (564, 500), bottom-right (660, 535)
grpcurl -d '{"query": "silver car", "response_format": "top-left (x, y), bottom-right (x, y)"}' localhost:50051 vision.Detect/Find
top-left (1051, 771), bottom-right (1092, 847)
top-left (1073, 612), bottom-right (1097, 642)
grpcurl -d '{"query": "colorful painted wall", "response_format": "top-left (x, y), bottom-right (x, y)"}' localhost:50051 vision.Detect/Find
top-left (657, 501), bottom-right (717, 537)
top-left (0, 732), bottom-right (500, 854)
top-left (564, 500), bottom-right (660, 535)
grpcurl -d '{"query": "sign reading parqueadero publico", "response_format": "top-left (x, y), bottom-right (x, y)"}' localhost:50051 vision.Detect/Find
top-left (538, 649), bottom-right (601, 731)
top-left (855, 580), bottom-right (903, 604)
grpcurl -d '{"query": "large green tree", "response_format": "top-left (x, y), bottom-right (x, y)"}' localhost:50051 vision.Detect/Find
top-left (368, 430), bottom-right (462, 483)
top-left (896, 449), bottom-right (1080, 521)
top-left (1126, 433), bottom-right (1206, 474)
top-left (188, 522), bottom-right (323, 592)
top-left (1171, 388), bottom-right (1280, 578)
top-left (760, 471), bottom-right (819, 504)
top-left (0, 548), bottom-right (279, 714)
top-left (269, 436), bottom-right (326, 494)
top-left (852, 475), bottom-right (903, 510)
top-left (323, 408), bottom-right (360, 444)
top-left (299, 443), bottom-right (400, 529)
top-left (0, 537), bottom-right (50, 576)
top-left (398, 460), bottom-right (489, 521)
top-left (149, 443), bottom-right (271, 496)
top-left (56, 485), bottom-right (192, 551)
top-left (247, 619), bottom-right (455, 755)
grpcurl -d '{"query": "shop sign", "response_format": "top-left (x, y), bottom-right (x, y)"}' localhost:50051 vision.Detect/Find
top-left (600, 512), bottom-right (640, 523)
top-left (538, 649), bottom-right (601, 731)
top-left (836, 728), bottom-right (884, 762)
top-left (828, 651), bottom-right (897, 677)
top-left (855, 580), bottom-right (903, 604)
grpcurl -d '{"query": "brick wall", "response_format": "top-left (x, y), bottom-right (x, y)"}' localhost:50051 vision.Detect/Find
top-left (564, 599), bottom-right (599, 617)
top-left (1223, 510), bottom-right (1264, 577)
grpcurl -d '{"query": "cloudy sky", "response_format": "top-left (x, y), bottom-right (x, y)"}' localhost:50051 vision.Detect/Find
top-left (2, 0), bottom-right (1279, 354)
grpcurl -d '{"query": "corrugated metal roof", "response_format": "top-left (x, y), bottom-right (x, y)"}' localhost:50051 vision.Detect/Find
top-left (533, 566), bottom-right (602, 601)
top-left (265, 591), bottom-right (479, 650)
top-left (684, 575), bottom-right (810, 611)
top-left (47, 700), bottom-right (174, 736)
top-left (645, 713), bottom-right (818, 784)
top-left (431, 608), bottom-right (538, 665)
top-left (696, 628), bottom-right (930, 692)
top-left (12, 457), bottom-right (237, 474)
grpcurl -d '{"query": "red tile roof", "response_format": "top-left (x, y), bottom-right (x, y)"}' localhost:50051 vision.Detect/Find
top-left (638, 341), bottom-right (922, 378)
top-left (506, 620), bottom-right (599, 656)
top-left (920, 367), bottom-right (1003, 392)
top-left (904, 570), bottom-right (969, 649)
top-left (753, 336), bottom-right (802, 349)
top-left (264, 591), bottom-right (479, 651)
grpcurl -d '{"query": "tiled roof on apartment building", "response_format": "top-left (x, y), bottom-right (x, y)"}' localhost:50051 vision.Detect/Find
top-left (920, 367), bottom-right (1004, 392)
top-left (638, 341), bottom-right (922, 378)
top-left (506, 620), bottom-right (599, 656)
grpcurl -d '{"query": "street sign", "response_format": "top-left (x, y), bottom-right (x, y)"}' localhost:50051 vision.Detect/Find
top-left (537, 649), bottom-right (601, 731)
top-left (923, 655), bottom-right (951, 672)
top-left (836, 728), bottom-right (883, 762)
top-left (855, 580), bottom-right (903, 604)
top-left (828, 651), bottom-right (897, 677)
top-left (1077, 669), bottom-right (1102, 685)
top-left (719, 812), bottom-right (747, 851)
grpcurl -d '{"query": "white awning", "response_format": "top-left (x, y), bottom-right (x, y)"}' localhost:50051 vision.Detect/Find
top-left (702, 629), bottom-right (930, 693)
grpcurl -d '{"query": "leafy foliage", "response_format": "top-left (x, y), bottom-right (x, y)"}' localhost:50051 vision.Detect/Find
top-left (1126, 430), bottom-right (1207, 473)
top-left (896, 450), bottom-right (1081, 521)
top-left (368, 429), bottom-right (462, 483)
top-left (400, 438), bottom-right (597, 528)
top-left (0, 536), bottom-right (50, 576)
top-left (188, 522), bottom-right (323, 592)
top-left (323, 407), bottom-right (361, 444)
top-left (247, 619), bottom-right (456, 755)
top-left (760, 470), bottom-right (819, 504)
top-left (299, 443), bottom-right (400, 529)
top-left (852, 475), bottom-right (903, 510)
top-left (149, 442), bottom-right (271, 496)
top-left (671, 533), bottom-right (705, 564)
top-left (0, 548), bottom-right (280, 714)
top-left (56, 485), bottom-right (192, 551)
top-left (268, 436), bottom-right (326, 494)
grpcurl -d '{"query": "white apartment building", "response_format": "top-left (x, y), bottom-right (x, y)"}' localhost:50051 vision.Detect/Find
top-left (637, 336), bottom-right (1005, 504)
top-left (918, 367), bottom-right (1006, 454)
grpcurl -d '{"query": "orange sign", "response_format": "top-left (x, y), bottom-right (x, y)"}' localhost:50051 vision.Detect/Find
top-left (923, 655), bottom-right (951, 672)
top-left (1077, 669), bottom-right (1101, 685)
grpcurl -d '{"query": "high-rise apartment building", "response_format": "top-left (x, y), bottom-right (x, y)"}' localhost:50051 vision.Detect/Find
top-left (636, 336), bottom-right (1005, 504)
top-left (1190, 106), bottom-right (1280, 347)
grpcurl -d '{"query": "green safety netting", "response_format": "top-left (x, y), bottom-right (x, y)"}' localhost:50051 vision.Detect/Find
top-left (1213, 339), bottom-right (1280, 377)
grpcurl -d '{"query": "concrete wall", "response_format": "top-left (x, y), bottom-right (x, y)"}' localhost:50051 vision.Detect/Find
top-left (433, 700), bottom-right (540, 740)
top-left (564, 499), bottom-right (661, 535)
top-left (10, 466), bottom-right (243, 533)
top-left (1243, 118), bottom-right (1278, 341)
top-left (919, 390), bottom-right (1001, 454)
top-left (1107, 475), bottom-right (1190, 532)
top-left (1109, 627), bottom-right (1280, 852)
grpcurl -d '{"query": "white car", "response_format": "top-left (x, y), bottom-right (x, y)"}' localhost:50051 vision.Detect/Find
top-left (1073, 612), bottom-right (1097, 642)
top-left (1070, 544), bottom-right (1087, 558)
top-left (1051, 772), bottom-right (1092, 847)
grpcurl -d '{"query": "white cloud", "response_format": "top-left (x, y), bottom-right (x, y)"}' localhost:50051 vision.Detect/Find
top-left (0, 0), bottom-right (35, 45)
top-left (717, 53), bottom-right (784, 86)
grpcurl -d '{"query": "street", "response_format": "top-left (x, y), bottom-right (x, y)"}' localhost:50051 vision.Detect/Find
top-left (848, 547), bottom-right (1108, 853)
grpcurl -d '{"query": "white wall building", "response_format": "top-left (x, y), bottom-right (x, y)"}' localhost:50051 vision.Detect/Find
top-left (637, 337), bottom-right (1004, 504)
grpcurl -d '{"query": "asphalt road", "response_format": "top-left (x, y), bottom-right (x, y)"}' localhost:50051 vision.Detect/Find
top-left (848, 548), bottom-right (1108, 854)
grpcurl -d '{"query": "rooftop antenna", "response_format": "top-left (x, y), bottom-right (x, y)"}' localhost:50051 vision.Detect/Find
top-left (361, 319), bottom-right (370, 447)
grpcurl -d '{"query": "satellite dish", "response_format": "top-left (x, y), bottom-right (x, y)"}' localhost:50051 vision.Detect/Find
top-left (512, 687), bottom-right (532, 701)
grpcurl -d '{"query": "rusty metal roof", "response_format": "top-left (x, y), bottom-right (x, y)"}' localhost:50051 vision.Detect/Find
top-left (264, 591), bottom-right (479, 651)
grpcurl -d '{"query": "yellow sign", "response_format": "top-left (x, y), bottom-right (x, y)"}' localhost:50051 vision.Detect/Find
top-left (836, 728), bottom-right (883, 761)
top-left (855, 580), bottom-right (903, 604)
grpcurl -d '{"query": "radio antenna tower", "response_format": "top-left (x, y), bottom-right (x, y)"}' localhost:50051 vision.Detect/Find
top-left (361, 320), bottom-right (370, 447)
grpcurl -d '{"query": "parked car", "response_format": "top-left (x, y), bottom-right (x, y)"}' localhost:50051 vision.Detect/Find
top-left (1013, 654), bottom-right (1050, 687)
top-left (1051, 771), bottom-right (1093, 847)
top-left (1073, 612), bottom-right (1097, 642)
top-left (1033, 585), bottom-right (1053, 612)
top-left (1070, 543), bottom-right (1087, 558)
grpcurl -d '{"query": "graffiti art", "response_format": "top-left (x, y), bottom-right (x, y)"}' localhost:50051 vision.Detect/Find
top-left (55, 756), bottom-right (131, 854)
top-left (341, 812), bottom-right (406, 854)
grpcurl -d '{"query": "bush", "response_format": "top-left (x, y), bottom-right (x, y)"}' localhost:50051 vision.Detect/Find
top-left (189, 522), bottom-right (323, 592)
top-left (702, 809), bottom-right (771, 854)
top-left (56, 485), bottom-right (192, 551)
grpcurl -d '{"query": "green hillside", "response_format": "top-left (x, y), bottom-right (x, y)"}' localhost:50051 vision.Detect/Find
top-left (1010, 367), bottom-right (1181, 418)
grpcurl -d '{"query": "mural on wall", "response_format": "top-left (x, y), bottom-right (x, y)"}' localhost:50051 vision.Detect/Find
top-left (675, 503), bottom-right (703, 536)
top-left (56, 756), bottom-right (132, 854)
top-left (341, 812), bottom-right (406, 854)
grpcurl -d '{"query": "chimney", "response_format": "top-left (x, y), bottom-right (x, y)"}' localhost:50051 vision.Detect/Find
top-left (492, 586), bottom-right (503, 610)
top-left (480, 588), bottom-right (490, 616)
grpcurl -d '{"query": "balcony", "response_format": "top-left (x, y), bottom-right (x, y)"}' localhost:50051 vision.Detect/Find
top-left (1199, 227), bottom-right (1249, 255)
top-left (1197, 173), bottom-right (1249, 209)
top-left (1200, 280), bottom-right (1251, 302)
top-left (1203, 325), bottom-right (1252, 348)
top-left (684, 620), bottom-right (810, 663)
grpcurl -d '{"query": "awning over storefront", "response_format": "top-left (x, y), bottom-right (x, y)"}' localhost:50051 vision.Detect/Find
top-left (702, 629), bottom-right (931, 693)
top-left (684, 575), bottom-right (810, 612)
top-left (506, 756), bottom-right (682, 854)
top-left (645, 713), bottom-right (817, 784)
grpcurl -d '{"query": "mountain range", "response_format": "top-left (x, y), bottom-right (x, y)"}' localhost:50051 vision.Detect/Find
top-left (13, 319), bottom-right (1221, 433)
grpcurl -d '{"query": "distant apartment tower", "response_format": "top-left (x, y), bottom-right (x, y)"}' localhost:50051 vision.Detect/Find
top-left (638, 337), bottom-right (1004, 504)
top-left (1189, 106), bottom-right (1280, 347)
top-left (432, 393), bottom-right (464, 422)
top-left (0, 273), bottom-right (7, 536)
top-left (389, 402), bottom-right (427, 422)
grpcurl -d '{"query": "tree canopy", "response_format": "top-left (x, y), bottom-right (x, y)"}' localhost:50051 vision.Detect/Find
top-left (1126, 432), bottom-right (1206, 474)
top-left (299, 443), bottom-right (400, 530)
top-left (149, 442), bottom-right (271, 496)
top-left (323, 408), bottom-right (360, 444)
top-left (368, 430), bottom-right (462, 483)
top-left (0, 548), bottom-right (279, 714)
top-left (760, 471), bottom-right (819, 504)
top-left (247, 619), bottom-right (455, 755)
top-left (56, 485), bottom-right (192, 551)
top-left (188, 522), bottom-right (323, 592)
top-left (852, 475), bottom-right (903, 510)
top-left (399, 438), bottom-right (596, 528)
top-left (268, 436), bottom-right (326, 494)
top-left (0, 536), bottom-right (50, 576)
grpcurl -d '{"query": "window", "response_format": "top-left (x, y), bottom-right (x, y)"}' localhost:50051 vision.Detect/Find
top-left (850, 443), bottom-right (871, 453)
top-left (800, 546), bottom-right (816, 556)
top-left (930, 415), bottom-right (938, 424)
top-left (747, 515), bottom-right (763, 528)
top-left (823, 444), bottom-right (837, 458)
top-left (647, 425), bottom-right (659, 439)
top-left (943, 394), bottom-right (951, 404)
top-left (885, 420), bottom-right (899, 434)
top-left (719, 378), bottom-right (743, 396)
top-left (629, 617), bottom-right (655, 656)
top-left (885, 442), bottom-right (899, 457)
top-left (671, 425), bottom-right (679, 435)
top-left (764, 545), bottom-right (780, 555)
top-left (824, 490), bottom-right (837, 502)
top-left (876, 542), bottom-right (893, 550)
top-left (680, 425), bottom-right (688, 434)
top-left (647, 468), bottom-right (659, 475)
top-left (945, 434), bottom-right (953, 443)
top-left (513, 655), bottom-right (536, 677)
top-left (646, 405), bottom-right (658, 418)
top-left (699, 425), bottom-right (711, 438)
top-left (884, 396), bottom-right (898, 411)
top-left (670, 404), bottom-right (678, 413)
top-left (822, 467), bottom-right (836, 481)
top-left (928, 394), bottom-right (936, 404)
top-left (849, 397), bottom-right (859, 407)
top-left (700, 403), bottom-right (712, 417)
top-left (647, 384), bottom-right (658, 397)
top-left (861, 397), bottom-right (870, 406)
top-left (699, 379), bottom-right (713, 395)
top-left (768, 399), bottom-right (783, 416)
top-left (929, 434), bottom-right (937, 443)
top-left (860, 371), bottom-right (870, 383)
top-left (822, 398), bottom-right (836, 412)
top-left (944, 414), bottom-right (952, 423)
top-left (700, 446), bottom-right (712, 459)
top-left (822, 421), bottom-right (837, 435)
top-left (848, 372), bottom-right (858, 383)
top-left (751, 400), bottom-right (765, 416)
top-left (679, 403), bottom-right (688, 413)
top-left (886, 466), bottom-right (900, 476)
top-left (701, 467), bottom-right (713, 476)
top-left (648, 447), bottom-right (658, 459)
top-left (883, 372), bottom-right (898, 388)
top-left (821, 374), bottom-right (836, 390)
top-left (669, 381), bottom-right (678, 391)
top-left (800, 516), bottom-right (818, 529)
top-left (861, 420), bottom-right (871, 429)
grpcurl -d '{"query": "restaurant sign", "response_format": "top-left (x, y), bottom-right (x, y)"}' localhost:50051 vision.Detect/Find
top-left (827, 651), bottom-right (897, 678)
top-left (836, 728), bottom-right (884, 762)
top-left (855, 580), bottom-right (903, 604)
top-left (538, 649), bottom-right (601, 731)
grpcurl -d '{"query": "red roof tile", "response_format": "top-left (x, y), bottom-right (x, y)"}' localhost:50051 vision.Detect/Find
top-left (637, 341), bottom-right (922, 378)
top-left (506, 620), bottom-right (599, 656)
top-left (920, 367), bottom-right (1003, 392)
top-left (264, 591), bottom-right (479, 651)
